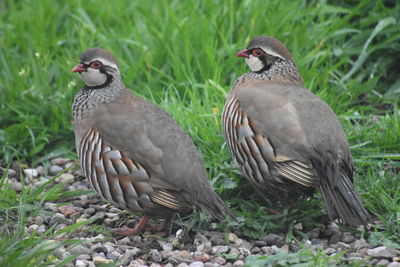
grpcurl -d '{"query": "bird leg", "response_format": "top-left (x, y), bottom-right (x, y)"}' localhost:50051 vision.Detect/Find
top-left (112, 216), bottom-right (171, 235)
top-left (112, 215), bottom-right (151, 235)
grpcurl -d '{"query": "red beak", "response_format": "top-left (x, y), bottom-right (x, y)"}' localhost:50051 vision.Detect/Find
top-left (236, 49), bottom-right (249, 58)
top-left (71, 63), bottom-right (87, 73)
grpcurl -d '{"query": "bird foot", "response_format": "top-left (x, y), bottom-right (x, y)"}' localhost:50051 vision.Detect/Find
top-left (112, 215), bottom-right (167, 236)
top-left (112, 215), bottom-right (150, 236)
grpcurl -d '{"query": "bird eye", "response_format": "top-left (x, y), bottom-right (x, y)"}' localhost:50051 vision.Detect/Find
top-left (89, 61), bottom-right (103, 69)
top-left (252, 49), bottom-right (265, 57)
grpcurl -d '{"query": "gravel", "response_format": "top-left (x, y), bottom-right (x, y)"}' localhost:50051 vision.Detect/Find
top-left (1, 159), bottom-right (400, 267)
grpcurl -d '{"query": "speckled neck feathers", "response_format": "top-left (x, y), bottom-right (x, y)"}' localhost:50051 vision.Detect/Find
top-left (233, 59), bottom-right (303, 88)
top-left (72, 76), bottom-right (126, 120)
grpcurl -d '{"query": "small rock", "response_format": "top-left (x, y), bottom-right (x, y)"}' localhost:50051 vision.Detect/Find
top-left (75, 259), bottom-right (87, 267)
top-left (376, 259), bottom-right (389, 266)
top-left (93, 255), bottom-right (112, 265)
top-left (307, 228), bottom-right (320, 239)
top-left (367, 246), bottom-right (398, 258)
top-left (261, 233), bottom-right (284, 246)
top-left (103, 242), bottom-right (115, 253)
top-left (37, 224), bottom-right (46, 234)
top-left (193, 252), bottom-right (210, 262)
top-left (58, 205), bottom-right (76, 217)
top-left (336, 242), bottom-right (350, 251)
top-left (233, 260), bottom-right (244, 266)
top-left (341, 232), bottom-right (355, 244)
top-left (279, 244), bottom-right (289, 253)
top-left (77, 254), bottom-right (91, 261)
top-left (158, 240), bottom-right (173, 252)
top-left (164, 264), bottom-right (174, 267)
top-left (70, 212), bottom-right (81, 222)
top-left (353, 238), bottom-right (370, 250)
top-left (212, 245), bottom-right (229, 254)
top-left (294, 222), bottom-right (303, 230)
top-left (177, 264), bottom-right (189, 267)
top-left (57, 173), bottom-right (74, 183)
top-left (239, 248), bottom-right (250, 257)
top-left (150, 249), bottom-right (162, 263)
top-left (11, 181), bottom-right (23, 191)
top-left (69, 245), bottom-right (91, 255)
top-left (180, 250), bottom-right (192, 260)
top-left (28, 224), bottom-right (39, 232)
top-left (36, 165), bottom-right (44, 175)
top-left (90, 243), bottom-right (107, 253)
top-left (51, 157), bottom-right (72, 166)
top-left (7, 169), bottom-right (16, 177)
top-left (212, 256), bottom-right (226, 265)
top-left (24, 168), bottom-right (38, 179)
top-left (236, 240), bottom-right (252, 250)
top-left (229, 233), bottom-right (238, 243)
top-left (250, 246), bottom-right (261, 253)
top-left (49, 165), bottom-right (64, 175)
top-left (189, 262), bottom-right (204, 267)
top-left (323, 247), bottom-right (336, 255)
top-left (388, 262), bottom-right (400, 267)
top-left (44, 202), bottom-right (58, 212)
top-left (85, 207), bottom-right (96, 215)
top-left (119, 248), bottom-right (140, 266)
top-left (34, 215), bottom-right (45, 225)
top-left (328, 232), bottom-right (341, 244)
top-left (50, 213), bottom-right (70, 226)
top-left (254, 240), bottom-right (267, 246)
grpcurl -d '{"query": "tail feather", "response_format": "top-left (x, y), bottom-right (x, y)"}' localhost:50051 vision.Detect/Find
top-left (197, 190), bottom-right (236, 222)
top-left (319, 171), bottom-right (371, 226)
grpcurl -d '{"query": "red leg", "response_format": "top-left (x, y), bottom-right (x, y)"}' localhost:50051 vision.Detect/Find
top-left (143, 221), bottom-right (167, 231)
top-left (112, 215), bottom-right (150, 236)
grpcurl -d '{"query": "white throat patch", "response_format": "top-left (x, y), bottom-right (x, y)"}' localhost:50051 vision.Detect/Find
top-left (246, 55), bottom-right (264, 72)
top-left (80, 68), bottom-right (107, 87)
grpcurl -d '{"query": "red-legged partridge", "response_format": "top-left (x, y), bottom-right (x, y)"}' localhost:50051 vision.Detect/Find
top-left (222, 36), bottom-right (370, 226)
top-left (72, 48), bottom-right (234, 235)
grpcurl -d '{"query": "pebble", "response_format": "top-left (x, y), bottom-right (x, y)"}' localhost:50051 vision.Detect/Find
top-left (388, 262), bottom-right (400, 267)
top-left (58, 205), bottom-right (76, 217)
top-left (37, 224), bottom-right (46, 234)
top-left (229, 233), bottom-right (238, 243)
top-left (51, 157), bottom-right (72, 166)
top-left (119, 248), bottom-right (141, 266)
top-left (77, 254), bottom-right (91, 261)
top-left (24, 168), bottom-right (38, 179)
top-left (44, 202), bottom-right (58, 212)
top-left (341, 232), bottom-right (355, 243)
top-left (150, 249), bottom-right (162, 263)
top-left (233, 260), bottom-right (244, 266)
top-left (92, 255), bottom-right (112, 264)
top-left (261, 233), bottom-right (284, 246)
top-left (7, 169), bottom-right (16, 177)
top-left (11, 181), bottom-right (23, 191)
top-left (177, 264), bottom-right (189, 267)
top-left (50, 213), bottom-right (71, 225)
top-left (57, 173), bottom-right (74, 183)
top-left (367, 246), bottom-right (398, 258)
top-left (189, 262), bottom-right (204, 267)
top-left (49, 165), bottom-right (63, 175)
top-left (212, 245), bottom-right (229, 254)
top-left (69, 245), bottom-right (91, 255)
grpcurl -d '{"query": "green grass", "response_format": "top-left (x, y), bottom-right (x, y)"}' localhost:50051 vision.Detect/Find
top-left (0, 0), bottom-right (399, 265)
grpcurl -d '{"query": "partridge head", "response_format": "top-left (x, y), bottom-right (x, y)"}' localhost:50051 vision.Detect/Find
top-left (222, 36), bottom-right (370, 226)
top-left (71, 48), bottom-right (234, 235)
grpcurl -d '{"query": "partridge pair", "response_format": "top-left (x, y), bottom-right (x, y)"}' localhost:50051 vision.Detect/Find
top-left (71, 48), bottom-right (233, 235)
top-left (222, 35), bottom-right (370, 226)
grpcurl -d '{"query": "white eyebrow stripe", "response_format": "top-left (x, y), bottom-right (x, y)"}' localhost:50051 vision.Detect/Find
top-left (259, 47), bottom-right (285, 60)
top-left (83, 58), bottom-right (119, 70)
